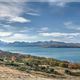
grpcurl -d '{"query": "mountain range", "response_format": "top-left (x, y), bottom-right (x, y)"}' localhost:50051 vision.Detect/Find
top-left (0, 40), bottom-right (80, 48)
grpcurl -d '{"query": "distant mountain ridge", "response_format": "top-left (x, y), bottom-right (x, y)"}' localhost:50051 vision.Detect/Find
top-left (0, 40), bottom-right (80, 48)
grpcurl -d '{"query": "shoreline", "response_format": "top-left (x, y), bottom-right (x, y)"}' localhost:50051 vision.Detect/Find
top-left (0, 48), bottom-right (80, 64)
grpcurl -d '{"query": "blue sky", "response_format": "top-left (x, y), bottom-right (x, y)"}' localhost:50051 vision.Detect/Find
top-left (0, 0), bottom-right (80, 43)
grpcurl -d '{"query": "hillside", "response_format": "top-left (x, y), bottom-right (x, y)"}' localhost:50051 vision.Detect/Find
top-left (0, 50), bottom-right (80, 80)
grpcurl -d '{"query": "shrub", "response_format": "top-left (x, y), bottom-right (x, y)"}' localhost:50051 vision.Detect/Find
top-left (68, 64), bottom-right (80, 69)
top-left (17, 66), bottom-right (27, 71)
top-left (0, 58), bottom-right (4, 61)
top-left (40, 66), bottom-right (46, 72)
top-left (65, 69), bottom-right (72, 75)
top-left (47, 68), bottom-right (54, 73)
top-left (5, 61), bottom-right (19, 67)
top-left (65, 69), bottom-right (80, 76)
top-left (59, 63), bottom-right (68, 68)
top-left (72, 72), bottom-right (80, 76)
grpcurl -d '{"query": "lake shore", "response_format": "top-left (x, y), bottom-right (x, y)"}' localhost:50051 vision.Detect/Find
top-left (0, 46), bottom-right (80, 63)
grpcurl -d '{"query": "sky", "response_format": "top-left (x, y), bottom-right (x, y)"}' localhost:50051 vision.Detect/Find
top-left (0, 0), bottom-right (80, 43)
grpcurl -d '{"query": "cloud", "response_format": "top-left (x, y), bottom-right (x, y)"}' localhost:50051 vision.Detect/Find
top-left (24, 0), bottom-right (80, 7)
top-left (44, 0), bottom-right (80, 7)
top-left (0, 23), bottom-right (33, 35)
top-left (38, 27), bottom-right (49, 33)
top-left (6, 0), bottom-right (79, 7)
top-left (64, 21), bottom-right (73, 26)
top-left (0, 0), bottom-right (31, 23)
top-left (39, 32), bottom-right (80, 43)
top-left (0, 31), bottom-right (80, 43)
top-left (6, 0), bottom-right (79, 2)
top-left (0, 23), bottom-right (37, 42)
top-left (0, 0), bottom-right (27, 2)
top-left (26, 12), bottom-right (40, 16)
top-left (64, 21), bottom-right (80, 31)
top-left (1, 0), bottom-right (80, 4)
top-left (40, 32), bottom-right (80, 37)
top-left (0, 33), bottom-right (37, 42)
top-left (9, 17), bottom-right (31, 23)
top-left (26, 7), bottom-right (40, 16)
top-left (0, 32), bottom-right (12, 37)
top-left (0, 0), bottom-right (80, 7)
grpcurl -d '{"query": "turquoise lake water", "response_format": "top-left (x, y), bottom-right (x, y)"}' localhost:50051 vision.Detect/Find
top-left (0, 47), bottom-right (80, 63)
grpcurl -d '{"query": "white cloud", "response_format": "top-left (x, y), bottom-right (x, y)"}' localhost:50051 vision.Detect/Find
top-left (40, 32), bottom-right (80, 37)
top-left (12, 34), bottom-right (37, 40)
top-left (9, 0), bottom-right (80, 7)
top-left (0, 0), bottom-right (79, 23)
top-left (0, 32), bottom-right (12, 37)
top-left (0, 0), bottom-right (31, 23)
top-left (26, 7), bottom-right (40, 16)
top-left (64, 21), bottom-right (73, 26)
top-left (0, 23), bottom-right (34, 36)
top-left (38, 27), bottom-right (49, 33)
top-left (9, 17), bottom-right (31, 23)
top-left (21, 0), bottom-right (80, 7)
top-left (12, 0), bottom-right (80, 2)
top-left (26, 12), bottom-right (40, 16)
top-left (39, 32), bottom-right (80, 43)
top-left (45, 0), bottom-right (80, 7)
top-left (0, 31), bottom-right (80, 43)
top-left (0, 0), bottom-right (26, 2)
top-left (0, 0), bottom-right (80, 7)
top-left (0, 33), bottom-right (37, 42)
top-left (64, 21), bottom-right (80, 31)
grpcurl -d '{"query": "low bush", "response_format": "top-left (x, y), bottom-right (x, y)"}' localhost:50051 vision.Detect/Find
top-left (65, 69), bottom-right (72, 75)
top-left (5, 61), bottom-right (19, 67)
top-left (46, 68), bottom-right (54, 73)
top-left (17, 66), bottom-right (27, 71)
top-left (65, 69), bottom-right (80, 76)
top-left (0, 58), bottom-right (4, 61)
top-left (59, 63), bottom-right (68, 68)
top-left (68, 64), bottom-right (80, 69)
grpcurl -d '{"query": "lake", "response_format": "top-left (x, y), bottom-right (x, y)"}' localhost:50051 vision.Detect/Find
top-left (0, 46), bottom-right (80, 63)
